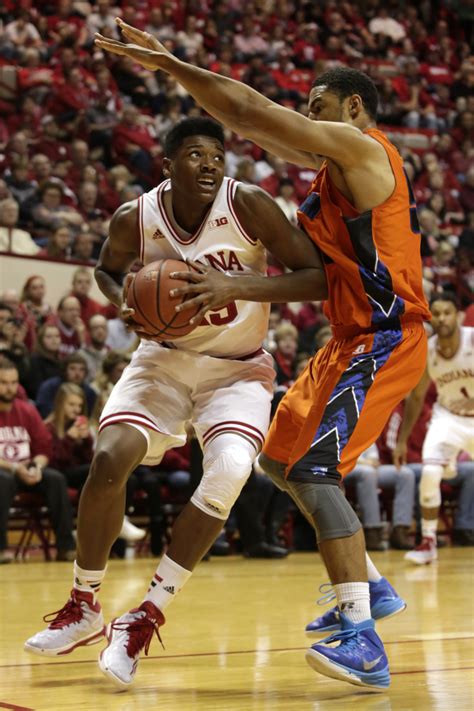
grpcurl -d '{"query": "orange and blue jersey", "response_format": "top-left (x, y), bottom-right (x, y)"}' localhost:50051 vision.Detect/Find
top-left (263, 128), bottom-right (429, 483)
top-left (297, 128), bottom-right (430, 333)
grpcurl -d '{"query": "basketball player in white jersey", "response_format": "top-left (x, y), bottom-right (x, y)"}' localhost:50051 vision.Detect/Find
top-left (24, 118), bottom-right (328, 687)
top-left (394, 292), bottom-right (474, 564)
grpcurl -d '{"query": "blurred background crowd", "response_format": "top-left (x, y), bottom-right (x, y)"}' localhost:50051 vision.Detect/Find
top-left (0, 0), bottom-right (472, 561)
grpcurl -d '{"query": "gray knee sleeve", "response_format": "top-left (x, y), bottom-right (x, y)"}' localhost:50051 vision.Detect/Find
top-left (256, 453), bottom-right (290, 492)
top-left (291, 481), bottom-right (362, 543)
top-left (258, 454), bottom-right (361, 542)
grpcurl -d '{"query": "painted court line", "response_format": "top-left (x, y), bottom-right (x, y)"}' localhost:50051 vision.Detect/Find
top-left (1, 635), bottom-right (472, 670)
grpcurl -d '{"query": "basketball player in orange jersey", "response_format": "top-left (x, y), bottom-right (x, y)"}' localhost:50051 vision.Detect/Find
top-left (94, 21), bottom-right (431, 691)
top-left (24, 118), bottom-right (328, 687)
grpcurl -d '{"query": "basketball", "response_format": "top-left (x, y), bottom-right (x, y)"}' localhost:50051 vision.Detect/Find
top-left (127, 259), bottom-right (200, 339)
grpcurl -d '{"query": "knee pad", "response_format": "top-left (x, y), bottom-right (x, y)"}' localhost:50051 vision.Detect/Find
top-left (191, 437), bottom-right (255, 520)
top-left (291, 481), bottom-right (362, 542)
top-left (419, 464), bottom-right (443, 508)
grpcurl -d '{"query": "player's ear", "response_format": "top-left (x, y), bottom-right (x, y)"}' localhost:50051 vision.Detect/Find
top-left (162, 157), bottom-right (171, 178)
top-left (349, 94), bottom-right (362, 118)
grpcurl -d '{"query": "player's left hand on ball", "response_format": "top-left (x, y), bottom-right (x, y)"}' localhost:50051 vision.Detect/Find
top-left (169, 260), bottom-right (237, 323)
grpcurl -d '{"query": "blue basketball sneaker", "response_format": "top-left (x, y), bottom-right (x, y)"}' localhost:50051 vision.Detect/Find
top-left (305, 614), bottom-right (390, 690)
top-left (306, 577), bottom-right (406, 637)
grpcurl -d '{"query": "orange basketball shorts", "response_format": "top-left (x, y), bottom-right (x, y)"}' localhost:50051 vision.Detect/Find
top-left (263, 318), bottom-right (427, 483)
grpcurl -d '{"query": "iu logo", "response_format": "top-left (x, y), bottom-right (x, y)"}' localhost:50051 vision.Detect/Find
top-left (352, 344), bottom-right (366, 355)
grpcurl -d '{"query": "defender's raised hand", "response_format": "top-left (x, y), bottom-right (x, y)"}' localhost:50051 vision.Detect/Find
top-left (94, 18), bottom-right (170, 72)
top-left (115, 17), bottom-right (171, 54)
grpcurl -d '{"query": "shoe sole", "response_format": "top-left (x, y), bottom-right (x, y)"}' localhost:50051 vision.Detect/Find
top-left (404, 555), bottom-right (438, 565)
top-left (305, 601), bottom-right (407, 638)
top-left (24, 626), bottom-right (106, 657)
top-left (98, 620), bottom-right (134, 690)
top-left (305, 648), bottom-right (390, 690)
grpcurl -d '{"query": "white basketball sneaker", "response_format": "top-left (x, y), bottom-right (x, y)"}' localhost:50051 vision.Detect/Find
top-left (404, 536), bottom-right (438, 565)
top-left (119, 516), bottom-right (146, 542)
top-left (24, 589), bottom-right (105, 656)
top-left (99, 600), bottom-right (165, 688)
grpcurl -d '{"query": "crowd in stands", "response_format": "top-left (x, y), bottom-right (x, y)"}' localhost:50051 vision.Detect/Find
top-left (0, 0), bottom-right (472, 560)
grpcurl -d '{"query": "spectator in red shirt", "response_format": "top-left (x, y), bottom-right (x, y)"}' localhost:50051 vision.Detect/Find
top-left (34, 115), bottom-right (71, 163)
top-left (19, 275), bottom-right (54, 331)
top-left (0, 358), bottom-right (75, 563)
top-left (273, 322), bottom-right (298, 387)
top-left (70, 267), bottom-right (105, 325)
top-left (112, 104), bottom-right (161, 188)
top-left (48, 295), bottom-right (86, 358)
top-left (44, 382), bottom-right (94, 491)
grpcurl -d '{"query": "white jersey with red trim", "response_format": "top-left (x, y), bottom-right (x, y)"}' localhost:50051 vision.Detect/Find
top-left (428, 327), bottom-right (474, 417)
top-left (138, 176), bottom-right (269, 358)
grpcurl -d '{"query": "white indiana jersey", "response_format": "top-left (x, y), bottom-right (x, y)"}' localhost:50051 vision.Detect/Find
top-left (428, 326), bottom-right (474, 417)
top-left (138, 176), bottom-right (269, 358)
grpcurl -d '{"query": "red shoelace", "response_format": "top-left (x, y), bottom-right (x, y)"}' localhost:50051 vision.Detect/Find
top-left (43, 597), bottom-right (84, 629)
top-left (111, 613), bottom-right (164, 658)
top-left (416, 537), bottom-right (435, 551)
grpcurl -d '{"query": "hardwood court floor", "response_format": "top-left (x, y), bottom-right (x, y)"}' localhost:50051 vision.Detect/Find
top-left (1, 549), bottom-right (473, 711)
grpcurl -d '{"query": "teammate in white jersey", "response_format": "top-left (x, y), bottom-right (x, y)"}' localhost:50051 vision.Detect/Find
top-left (394, 292), bottom-right (474, 564)
top-left (24, 118), bottom-right (327, 687)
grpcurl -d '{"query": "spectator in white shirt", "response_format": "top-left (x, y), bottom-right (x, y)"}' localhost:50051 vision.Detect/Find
top-left (0, 198), bottom-right (39, 255)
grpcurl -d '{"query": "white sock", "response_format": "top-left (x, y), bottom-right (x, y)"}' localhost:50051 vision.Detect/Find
top-left (366, 553), bottom-right (383, 583)
top-left (73, 561), bottom-right (106, 603)
top-left (335, 582), bottom-right (371, 624)
top-left (422, 519), bottom-right (438, 541)
top-left (144, 554), bottom-right (192, 612)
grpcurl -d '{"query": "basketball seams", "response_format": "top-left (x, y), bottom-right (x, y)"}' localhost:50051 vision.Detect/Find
top-left (161, 262), bottom-right (198, 332)
top-left (130, 259), bottom-right (201, 339)
top-left (130, 273), bottom-right (161, 335)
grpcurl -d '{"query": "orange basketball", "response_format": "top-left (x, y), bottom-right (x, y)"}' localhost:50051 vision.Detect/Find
top-left (127, 259), bottom-right (200, 339)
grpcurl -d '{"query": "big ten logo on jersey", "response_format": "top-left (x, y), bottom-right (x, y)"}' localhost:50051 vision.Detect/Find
top-left (207, 216), bottom-right (229, 230)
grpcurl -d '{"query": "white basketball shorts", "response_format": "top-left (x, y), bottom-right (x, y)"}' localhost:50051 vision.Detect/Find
top-left (99, 341), bottom-right (275, 465)
top-left (422, 403), bottom-right (474, 475)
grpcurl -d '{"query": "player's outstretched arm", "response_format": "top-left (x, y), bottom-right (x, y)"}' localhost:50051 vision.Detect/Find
top-left (94, 21), bottom-right (373, 169)
top-left (170, 186), bottom-right (328, 324)
top-left (393, 366), bottom-right (431, 467)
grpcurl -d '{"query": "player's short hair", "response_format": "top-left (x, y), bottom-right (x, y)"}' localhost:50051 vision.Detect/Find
top-left (164, 118), bottom-right (225, 158)
top-left (312, 67), bottom-right (379, 120)
top-left (430, 291), bottom-right (458, 310)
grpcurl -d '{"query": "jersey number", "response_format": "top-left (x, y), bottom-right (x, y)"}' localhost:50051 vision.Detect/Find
top-left (200, 302), bottom-right (238, 326)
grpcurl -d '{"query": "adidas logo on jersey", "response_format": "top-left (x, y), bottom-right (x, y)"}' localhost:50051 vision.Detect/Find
top-left (163, 585), bottom-right (175, 595)
top-left (152, 227), bottom-right (166, 240)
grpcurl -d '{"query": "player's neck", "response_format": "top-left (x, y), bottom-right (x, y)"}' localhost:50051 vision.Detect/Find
top-left (168, 193), bottom-right (211, 237)
top-left (437, 327), bottom-right (461, 358)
